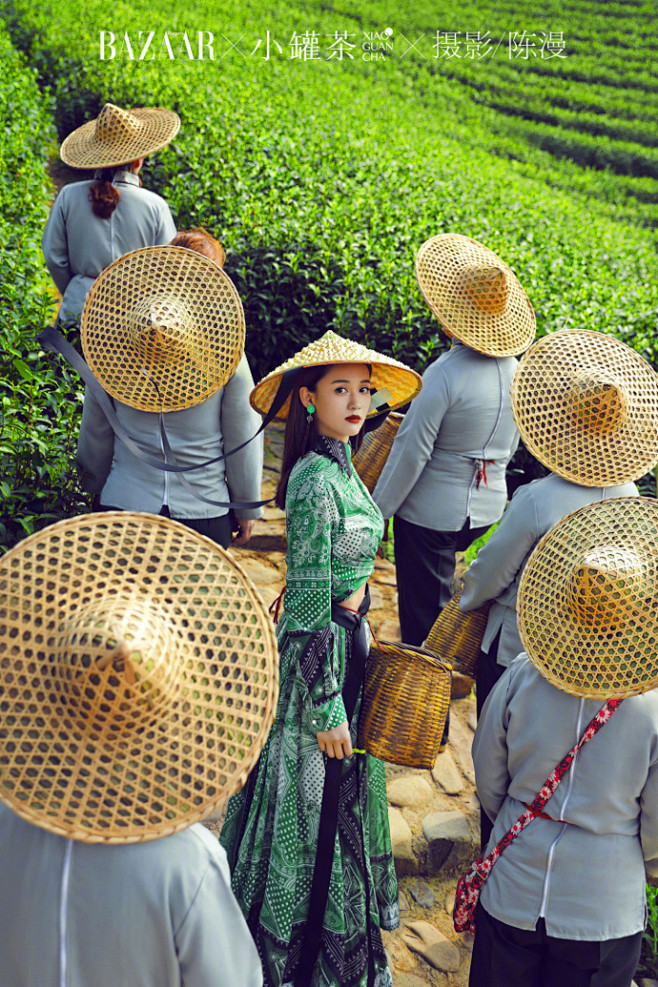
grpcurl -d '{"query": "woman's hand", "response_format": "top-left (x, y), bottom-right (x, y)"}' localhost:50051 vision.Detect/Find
top-left (316, 720), bottom-right (352, 759)
top-left (233, 519), bottom-right (255, 546)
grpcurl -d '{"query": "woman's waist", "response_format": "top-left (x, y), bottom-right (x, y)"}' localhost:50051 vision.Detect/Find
top-left (499, 793), bottom-right (641, 838)
top-left (334, 581), bottom-right (368, 614)
top-left (406, 459), bottom-right (510, 496)
top-left (278, 586), bottom-right (371, 638)
top-left (332, 583), bottom-right (369, 620)
top-left (103, 464), bottom-right (229, 508)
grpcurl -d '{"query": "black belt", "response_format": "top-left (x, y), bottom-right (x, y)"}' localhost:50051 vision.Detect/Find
top-left (295, 586), bottom-right (375, 987)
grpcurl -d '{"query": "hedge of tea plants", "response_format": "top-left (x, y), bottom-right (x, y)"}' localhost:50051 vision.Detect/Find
top-left (0, 28), bottom-right (90, 551)
top-left (0, 0), bottom-right (656, 548)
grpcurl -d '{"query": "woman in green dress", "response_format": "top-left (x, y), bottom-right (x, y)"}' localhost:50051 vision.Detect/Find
top-left (220, 331), bottom-right (421, 987)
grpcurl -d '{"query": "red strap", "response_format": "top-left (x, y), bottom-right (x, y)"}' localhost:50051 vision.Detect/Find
top-left (268, 586), bottom-right (286, 623)
top-left (524, 803), bottom-right (568, 823)
top-left (475, 459), bottom-right (496, 489)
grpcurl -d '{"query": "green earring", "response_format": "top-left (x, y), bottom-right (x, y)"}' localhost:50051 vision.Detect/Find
top-left (306, 403), bottom-right (315, 420)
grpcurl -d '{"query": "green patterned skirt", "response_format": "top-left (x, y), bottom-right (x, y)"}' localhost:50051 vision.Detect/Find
top-left (220, 615), bottom-right (399, 987)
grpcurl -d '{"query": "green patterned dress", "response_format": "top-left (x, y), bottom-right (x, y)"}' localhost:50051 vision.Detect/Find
top-left (220, 435), bottom-right (399, 986)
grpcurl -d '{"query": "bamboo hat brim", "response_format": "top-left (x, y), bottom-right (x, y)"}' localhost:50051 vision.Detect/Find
top-left (415, 234), bottom-right (535, 357)
top-left (0, 512), bottom-right (278, 843)
top-left (250, 330), bottom-right (422, 419)
top-left (60, 103), bottom-right (180, 169)
top-left (517, 497), bottom-right (658, 699)
top-left (511, 329), bottom-right (658, 486)
top-left (81, 246), bottom-right (245, 412)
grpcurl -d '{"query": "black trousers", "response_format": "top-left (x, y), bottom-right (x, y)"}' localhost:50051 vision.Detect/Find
top-left (393, 516), bottom-right (490, 646)
top-left (469, 902), bottom-right (643, 987)
top-left (99, 504), bottom-right (234, 549)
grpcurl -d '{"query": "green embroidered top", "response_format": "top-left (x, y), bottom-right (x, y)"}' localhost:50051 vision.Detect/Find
top-left (279, 435), bottom-right (384, 733)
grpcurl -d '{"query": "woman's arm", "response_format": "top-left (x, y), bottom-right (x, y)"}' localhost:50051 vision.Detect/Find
top-left (42, 191), bottom-right (73, 296)
top-left (154, 199), bottom-right (177, 245)
top-left (640, 738), bottom-right (658, 878)
top-left (284, 462), bottom-right (348, 740)
top-left (176, 840), bottom-right (264, 987)
top-left (372, 362), bottom-right (450, 521)
top-left (472, 665), bottom-right (514, 822)
top-left (75, 387), bottom-right (115, 494)
top-left (460, 482), bottom-right (540, 611)
top-left (221, 354), bottom-right (264, 522)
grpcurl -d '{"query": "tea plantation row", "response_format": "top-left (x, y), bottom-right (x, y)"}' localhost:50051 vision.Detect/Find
top-left (1, 0), bottom-right (657, 548)
top-left (0, 27), bottom-right (90, 549)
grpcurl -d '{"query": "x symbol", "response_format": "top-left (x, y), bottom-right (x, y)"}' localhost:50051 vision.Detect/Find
top-left (221, 33), bottom-right (247, 58)
top-left (398, 33), bottom-right (425, 57)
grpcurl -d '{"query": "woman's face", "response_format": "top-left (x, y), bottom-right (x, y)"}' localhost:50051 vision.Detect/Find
top-left (300, 363), bottom-right (372, 443)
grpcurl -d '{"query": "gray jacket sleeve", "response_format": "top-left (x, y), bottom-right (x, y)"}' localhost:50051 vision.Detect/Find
top-left (472, 664), bottom-right (514, 823)
top-left (222, 354), bottom-right (264, 520)
top-left (76, 387), bottom-right (115, 494)
top-left (155, 202), bottom-right (177, 244)
top-left (175, 841), bottom-right (263, 987)
top-left (641, 743), bottom-right (658, 878)
top-left (372, 365), bottom-right (451, 521)
top-left (460, 483), bottom-right (539, 611)
top-left (42, 191), bottom-right (73, 296)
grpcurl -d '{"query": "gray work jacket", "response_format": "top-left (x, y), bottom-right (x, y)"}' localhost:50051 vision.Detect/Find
top-left (474, 656), bottom-right (658, 940)
top-left (372, 342), bottom-right (519, 530)
top-left (76, 354), bottom-right (264, 520)
top-left (460, 474), bottom-right (638, 665)
top-left (0, 804), bottom-right (264, 986)
top-left (42, 170), bottom-right (176, 321)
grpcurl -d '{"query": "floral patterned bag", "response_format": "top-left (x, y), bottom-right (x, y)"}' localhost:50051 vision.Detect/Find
top-left (453, 697), bottom-right (624, 934)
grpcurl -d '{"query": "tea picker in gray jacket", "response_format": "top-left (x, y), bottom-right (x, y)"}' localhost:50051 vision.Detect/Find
top-left (461, 329), bottom-right (658, 847)
top-left (42, 102), bottom-right (179, 324)
top-left (460, 329), bottom-right (658, 711)
top-left (76, 244), bottom-right (264, 548)
top-left (469, 496), bottom-right (658, 987)
top-left (373, 234), bottom-right (535, 647)
top-left (0, 510), bottom-right (276, 987)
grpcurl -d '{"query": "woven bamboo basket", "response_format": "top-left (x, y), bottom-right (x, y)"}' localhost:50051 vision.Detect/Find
top-left (353, 413), bottom-right (404, 492)
top-left (425, 587), bottom-right (492, 679)
top-left (358, 641), bottom-right (451, 769)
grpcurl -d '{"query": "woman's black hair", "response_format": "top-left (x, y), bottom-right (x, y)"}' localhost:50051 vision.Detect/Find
top-left (88, 162), bottom-right (141, 218)
top-left (275, 363), bottom-right (371, 510)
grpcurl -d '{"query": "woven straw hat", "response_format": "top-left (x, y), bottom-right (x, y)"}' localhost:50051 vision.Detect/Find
top-left (60, 102), bottom-right (180, 169)
top-left (415, 234), bottom-right (535, 357)
top-left (250, 330), bottom-right (421, 418)
top-left (517, 497), bottom-right (658, 699)
top-left (511, 329), bottom-right (658, 486)
top-left (81, 245), bottom-right (245, 412)
top-left (0, 512), bottom-right (278, 843)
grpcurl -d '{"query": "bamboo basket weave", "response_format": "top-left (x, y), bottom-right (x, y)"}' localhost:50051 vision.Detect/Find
top-left (358, 641), bottom-right (451, 769)
top-left (0, 512), bottom-right (278, 843)
top-left (425, 587), bottom-right (492, 679)
top-left (353, 413), bottom-right (403, 493)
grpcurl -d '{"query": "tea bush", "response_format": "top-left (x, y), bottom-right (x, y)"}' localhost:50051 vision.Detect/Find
top-left (0, 0), bottom-right (656, 550)
top-left (4, 0), bottom-right (657, 372)
top-left (0, 28), bottom-right (89, 552)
